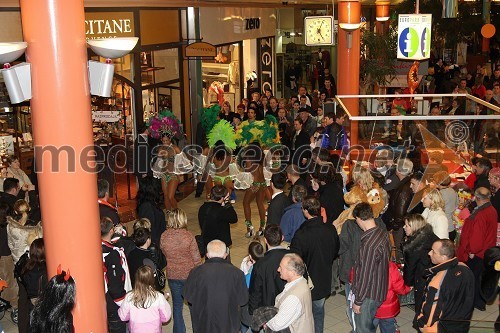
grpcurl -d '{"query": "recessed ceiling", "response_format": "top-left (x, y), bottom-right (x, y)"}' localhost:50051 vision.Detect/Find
top-left (0, 0), bottom-right (391, 7)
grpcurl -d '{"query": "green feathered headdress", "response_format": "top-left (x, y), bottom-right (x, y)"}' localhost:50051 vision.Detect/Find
top-left (201, 104), bottom-right (221, 134)
top-left (207, 120), bottom-right (236, 149)
top-left (234, 115), bottom-right (280, 148)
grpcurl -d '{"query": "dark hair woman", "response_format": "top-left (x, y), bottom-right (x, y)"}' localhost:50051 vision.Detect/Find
top-left (136, 176), bottom-right (166, 246)
top-left (30, 267), bottom-right (75, 333)
top-left (17, 238), bottom-right (47, 333)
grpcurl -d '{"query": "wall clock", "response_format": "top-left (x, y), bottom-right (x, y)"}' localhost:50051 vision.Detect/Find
top-left (304, 16), bottom-right (334, 46)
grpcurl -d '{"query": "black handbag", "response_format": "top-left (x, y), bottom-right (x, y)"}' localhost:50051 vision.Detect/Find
top-left (154, 268), bottom-right (166, 290)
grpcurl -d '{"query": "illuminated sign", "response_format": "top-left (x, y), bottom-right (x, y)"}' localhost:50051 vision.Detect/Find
top-left (397, 14), bottom-right (432, 60)
top-left (85, 12), bottom-right (135, 39)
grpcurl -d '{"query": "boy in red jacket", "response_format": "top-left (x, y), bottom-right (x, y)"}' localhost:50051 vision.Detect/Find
top-left (374, 261), bottom-right (411, 333)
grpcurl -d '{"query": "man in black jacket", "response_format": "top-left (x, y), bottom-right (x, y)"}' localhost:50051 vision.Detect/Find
top-left (198, 185), bottom-right (238, 256)
top-left (248, 225), bottom-right (288, 315)
top-left (184, 240), bottom-right (248, 333)
top-left (267, 173), bottom-right (292, 226)
top-left (324, 109), bottom-right (347, 150)
top-left (417, 239), bottom-right (474, 333)
top-left (291, 118), bottom-right (312, 170)
top-left (286, 164), bottom-right (309, 198)
top-left (290, 196), bottom-right (339, 333)
top-left (474, 157), bottom-right (492, 190)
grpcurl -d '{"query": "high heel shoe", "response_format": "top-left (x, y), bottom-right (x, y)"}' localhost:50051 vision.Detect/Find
top-left (245, 226), bottom-right (255, 238)
top-left (257, 228), bottom-right (264, 236)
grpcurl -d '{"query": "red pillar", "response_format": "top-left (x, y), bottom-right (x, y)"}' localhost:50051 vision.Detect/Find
top-left (338, 0), bottom-right (361, 145)
top-left (19, 0), bottom-right (107, 332)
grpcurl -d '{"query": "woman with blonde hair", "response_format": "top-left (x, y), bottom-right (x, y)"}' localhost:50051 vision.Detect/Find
top-left (401, 214), bottom-right (439, 328)
top-left (160, 208), bottom-right (201, 333)
top-left (7, 199), bottom-right (42, 263)
top-left (118, 265), bottom-right (171, 333)
top-left (352, 164), bottom-right (375, 192)
top-left (421, 188), bottom-right (449, 239)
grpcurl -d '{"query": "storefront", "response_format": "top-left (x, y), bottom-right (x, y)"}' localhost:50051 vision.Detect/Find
top-left (85, 9), bottom-right (186, 142)
top-left (199, 7), bottom-right (277, 111)
top-left (0, 7), bottom-right (188, 199)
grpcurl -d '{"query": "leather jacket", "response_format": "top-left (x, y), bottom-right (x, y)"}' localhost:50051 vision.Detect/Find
top-left (383, 176), bottom-right (413, 230)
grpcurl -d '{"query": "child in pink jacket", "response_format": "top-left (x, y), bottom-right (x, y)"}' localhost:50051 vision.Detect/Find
top-left (118, 265), bottom-right (171, 333)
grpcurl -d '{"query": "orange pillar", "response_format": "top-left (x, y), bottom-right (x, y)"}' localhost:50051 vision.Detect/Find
top-left (19, 0), bottom-right (107, 332)
top-left (375, 1), bottom-right (390, 35)
top-left (338, 0), bottom-right (361, 145)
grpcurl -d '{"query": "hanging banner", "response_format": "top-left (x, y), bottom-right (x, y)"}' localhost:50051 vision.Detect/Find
top-left (257, 37), bottom-right (275, 94)
top-left (397, 14), bottom-right (432, 61)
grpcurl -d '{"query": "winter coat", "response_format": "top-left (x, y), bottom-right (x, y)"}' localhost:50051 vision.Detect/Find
top-left (416, 258), bottom-right (474, 333)
top-left (338, 218), bottom-right (385, 284)
top-left (317, 181), bottom-right (344, 224)
top-left (375, 262), bottom-right (411, 319)
top-left (421, 208), bottom-right (449, 239)
top-left (248, 247), bottom-right (288, 314)
top-left (290, 216), bottom-right (339, 300)
top-left (457, 202), bottom-right (498, 262)
top-left (6, 216), bottom-right (43, 263)
top-left (280, 202), bottom-right (306, 243)
top-left (401, 224), bottom-right (438, 313)
top-left (481, 246), bottom-right (500, 303)
top-left (383, 176), bottom-right (413, 230)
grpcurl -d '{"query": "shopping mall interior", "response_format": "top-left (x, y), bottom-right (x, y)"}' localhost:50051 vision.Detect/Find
top-left (0, 0), bottom-right (499, 332)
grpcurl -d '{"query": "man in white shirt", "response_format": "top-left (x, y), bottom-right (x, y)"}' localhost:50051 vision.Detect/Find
top-left (266, 253), bottom-right (314, 333)
top-left (297, 86), bottom-right (312, 107)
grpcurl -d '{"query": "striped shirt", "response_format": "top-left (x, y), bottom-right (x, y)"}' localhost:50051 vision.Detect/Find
top-left (352, 226), bottom-right (391, 305)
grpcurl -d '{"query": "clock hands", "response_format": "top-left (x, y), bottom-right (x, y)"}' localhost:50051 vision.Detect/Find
top-left (317, 20), bottom-right (325, 40)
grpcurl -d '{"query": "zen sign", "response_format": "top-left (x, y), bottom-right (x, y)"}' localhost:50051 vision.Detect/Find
top-left (257, 37), bottom-right (274, 93)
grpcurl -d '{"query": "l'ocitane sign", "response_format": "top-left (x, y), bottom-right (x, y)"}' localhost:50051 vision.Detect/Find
top-left (85, 12), bottom-right (135, 40)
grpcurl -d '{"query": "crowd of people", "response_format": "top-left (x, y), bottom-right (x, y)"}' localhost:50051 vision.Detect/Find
top-left (0, 62), bottom-right (497, 333)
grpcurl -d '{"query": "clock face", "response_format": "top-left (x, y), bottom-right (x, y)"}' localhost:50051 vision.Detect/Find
top-left (304, 16), bottom-right (334, 46)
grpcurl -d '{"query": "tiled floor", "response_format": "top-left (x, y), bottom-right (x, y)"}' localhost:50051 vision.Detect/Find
top-left (1, 186), bottom-right (499, 332)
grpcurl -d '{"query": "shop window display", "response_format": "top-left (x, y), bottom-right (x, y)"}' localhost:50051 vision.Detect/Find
top-left (0, 80), bottom-right (33, 172)
top-left (202, 44), bottom-right (241, 110)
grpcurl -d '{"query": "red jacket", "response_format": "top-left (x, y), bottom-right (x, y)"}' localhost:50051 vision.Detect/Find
top-left (457, 203), bottom-right (498, 262)
top-left (375, 262), bottom-right (411, 319)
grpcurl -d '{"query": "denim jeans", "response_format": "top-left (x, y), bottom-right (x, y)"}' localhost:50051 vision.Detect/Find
top-left (354, 298), bottom-right (382, 333)
top-left (169, 279), bottom-right (187, 333)
top-left (345, 282), bottom-right (355, 333)
top-left (312, 298), bottom-right (325, 333)
top-left (373, 317), bottom-right (397, 333)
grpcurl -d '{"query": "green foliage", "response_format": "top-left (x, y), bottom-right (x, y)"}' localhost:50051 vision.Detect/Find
top-left (360, 24), bottom-right (398, 88)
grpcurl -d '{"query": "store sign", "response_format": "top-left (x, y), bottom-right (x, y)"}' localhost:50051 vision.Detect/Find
top-left (257, 37), bottom-right (274, 93)
top-left (397, 14), bottom-right (432, 60)
top-left (185, 42), bottom-right (217, 58)
top-left (245, 18), bottom-right (261, 30)
top-left (85, 12), bottom-right (135, 39)
top-left (92, 111), bottom-right (121, 122)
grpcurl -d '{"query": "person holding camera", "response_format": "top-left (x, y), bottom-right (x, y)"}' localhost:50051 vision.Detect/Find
top-left (198, 185), bottom-right (238, 262)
